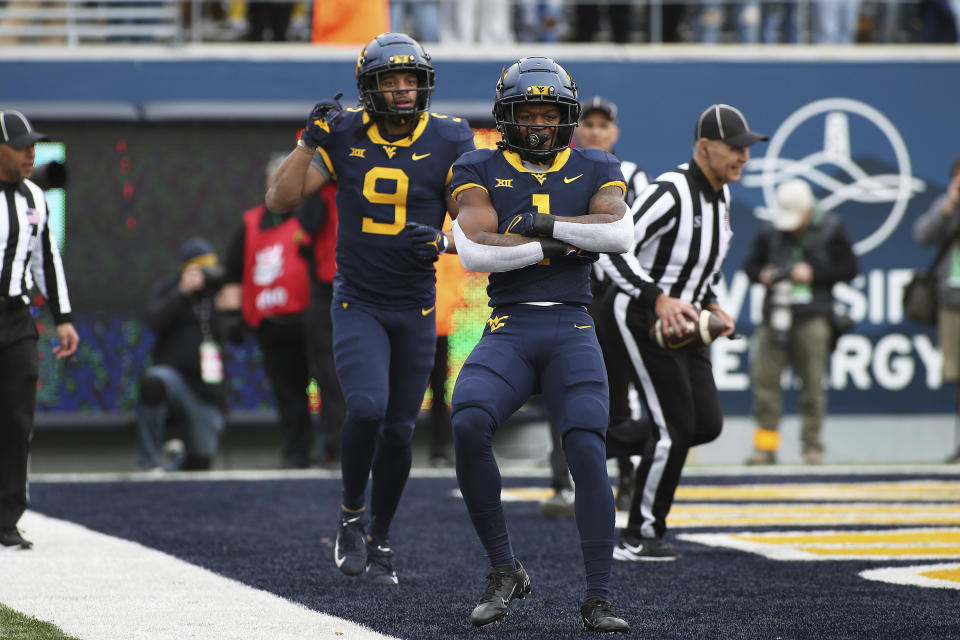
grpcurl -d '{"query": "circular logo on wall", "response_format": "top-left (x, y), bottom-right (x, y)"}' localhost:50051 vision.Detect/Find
top-left (742, 97), bottom-right (925, 255)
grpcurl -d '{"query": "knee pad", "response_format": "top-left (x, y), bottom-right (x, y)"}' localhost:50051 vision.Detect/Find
top-left (139, 374), bottom-right (167, 406)
top-left (345, 392), bottom-right (383, 424)
top-left (451, 406), bottom-right (496, 449)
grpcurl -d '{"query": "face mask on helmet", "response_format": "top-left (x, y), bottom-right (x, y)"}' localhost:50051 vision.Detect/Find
top-left (493, 57), bottom-right (581, 163)
top-left (356, 32), bottom-right (436, 121)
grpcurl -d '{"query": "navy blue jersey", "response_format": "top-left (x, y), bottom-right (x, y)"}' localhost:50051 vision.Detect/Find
top-left (451, 147), bottom-right (625, 307)
top-left (316, 109), bottom-right (475, 308)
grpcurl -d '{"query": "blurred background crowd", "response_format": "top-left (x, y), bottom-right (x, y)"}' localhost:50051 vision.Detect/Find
top-left (1, 0), bottom-right (959, 47)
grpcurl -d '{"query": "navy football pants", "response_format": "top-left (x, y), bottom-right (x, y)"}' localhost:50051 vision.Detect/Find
top-left (332, 300), bottom-right (436, 543)
top-left (451, 304), bottom-right (616, 599)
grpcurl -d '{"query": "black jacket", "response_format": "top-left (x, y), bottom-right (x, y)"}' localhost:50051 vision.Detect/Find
top-left (144, 275), bottom-right (224, 406)
top-left (743, 213), bottom-right (858, 323)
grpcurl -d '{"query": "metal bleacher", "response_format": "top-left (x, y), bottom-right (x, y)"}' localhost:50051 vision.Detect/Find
top-left (0, 0), bottom-right (182, 45)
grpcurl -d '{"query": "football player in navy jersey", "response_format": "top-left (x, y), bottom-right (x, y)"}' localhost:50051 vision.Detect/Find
top-left (266, 32), bottom-right (475, 586)
top-left (448, 57), bottom-right (632, 632)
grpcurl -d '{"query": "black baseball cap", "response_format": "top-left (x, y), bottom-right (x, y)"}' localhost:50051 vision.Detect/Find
top-left (694, 104), bottom-right (767, 147)
top-left (580, 96), bottom-right (618, 122)
top-left (0, 110), bottom-right (49, 149)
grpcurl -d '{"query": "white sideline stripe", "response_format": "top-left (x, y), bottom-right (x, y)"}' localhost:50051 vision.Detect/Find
top-left (1, 511), bottom-right (398, 640)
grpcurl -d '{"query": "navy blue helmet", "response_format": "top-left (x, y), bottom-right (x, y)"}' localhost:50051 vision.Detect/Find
top-left (356, 32), bottom-right (435, 120)
top-left (493, 56), bottom-right (581, 163)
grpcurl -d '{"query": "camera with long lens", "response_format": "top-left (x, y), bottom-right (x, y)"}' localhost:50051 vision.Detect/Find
top-left (30, 161), bottom-right (68, 190)
top-left (767, 264), bottom-right (793, 347)
top-left (199, 264), bottom-right (226, 296)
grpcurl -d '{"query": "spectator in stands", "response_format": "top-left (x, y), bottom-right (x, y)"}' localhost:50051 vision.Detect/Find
top-left (743, 179), bottom-right (858, 465)
top-left (913, 157), bottom-right (960, 463)
top-left (915, 0), bottom-right (960, 43)
top-left (699, 1), bottom-right (762, 43)
top-left (440, 0), bottom-right (512, 44)
top-left (0, 110), bottom-right (77, 549)
top-left (813, 0), bottom-right (862, 43)
top-left (390, 0), bottom-right (440, 42)
top-left (135, 237), bottom-right (228, 472)
top-left (515, 0), bottom-right (564, 42)
top-left (246, 0), bottom-right (294, 41)
top-left (761, 2), bottom-right (799, 43)
top-left (570, 2), bottom-right (631, 43)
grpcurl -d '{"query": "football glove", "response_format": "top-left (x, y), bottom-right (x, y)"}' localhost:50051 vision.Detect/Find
top-left (504, 212), bottom-right (556, 237)
top-left (403, 222), bottom-right (447, 262)
top-left (557, 247), bottom-right (599, 264)
top-left (301, 92), bottom-right (344, 149)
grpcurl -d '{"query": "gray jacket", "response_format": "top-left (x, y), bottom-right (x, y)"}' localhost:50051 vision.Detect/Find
top-left (913, 194), bottom-right (960, 309)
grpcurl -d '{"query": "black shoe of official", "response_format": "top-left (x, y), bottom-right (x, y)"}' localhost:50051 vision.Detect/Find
top-left (613, 533), bottom-right (680, 561)
top-left (0, 527), bottom-right (33, 550)
top-left (334, 510), bottom-right (367, 576)
top-left (362, 541), bottom-right (399, 585)
top-left (581, 596), bottom-right (630, 633)
top-left (469, 559), bottom-right (532, 627)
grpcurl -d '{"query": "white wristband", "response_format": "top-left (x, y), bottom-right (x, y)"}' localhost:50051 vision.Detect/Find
top-left (452, 220), bottom-right (545, 273)
top-left (552, 213), bottom-right (633, 253)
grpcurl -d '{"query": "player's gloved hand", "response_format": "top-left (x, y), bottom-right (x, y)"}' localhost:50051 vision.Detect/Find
top-left (301, 92), bottom-right (344, 149)
top-left (505, 212), bottom-right (557, 237)
top-left (557, 247), bottom-right (600, 264)
top-left (403, 222), bottom-right (447, 262)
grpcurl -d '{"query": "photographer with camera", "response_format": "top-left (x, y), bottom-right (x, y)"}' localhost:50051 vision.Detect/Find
top-left (134, 237), bottom-right (229, 472)
top-left (743, 178), bottom-right (858, 465)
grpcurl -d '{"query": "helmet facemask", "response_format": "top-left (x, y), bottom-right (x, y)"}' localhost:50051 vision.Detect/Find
top-left (359, 67), bottom-right (435, 122)
top-left (496, 98), bottom-right (579, 164)
top-left (356, 34), bottom-right (435, 125)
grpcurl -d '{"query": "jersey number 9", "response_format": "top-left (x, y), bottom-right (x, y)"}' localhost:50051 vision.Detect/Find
top-left (362, 167), bottom-right (409, 235)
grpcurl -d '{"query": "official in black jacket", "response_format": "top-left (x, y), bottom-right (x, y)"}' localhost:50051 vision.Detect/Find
top-left (743, 178), bottom-right (858, 465)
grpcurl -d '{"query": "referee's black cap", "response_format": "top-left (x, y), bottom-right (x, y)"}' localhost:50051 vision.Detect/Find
top-left (581, 96), bottom-right (618, 122)
top-left (0, 110), bottom-right (49, 149)
top-left (695, 104), bottom-right (767, 148)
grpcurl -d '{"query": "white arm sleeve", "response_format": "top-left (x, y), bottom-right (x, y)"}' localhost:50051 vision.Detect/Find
top-left (452, 220), bottom-right (546, 273)
top-left (551, 212), bottom-right (633, 254)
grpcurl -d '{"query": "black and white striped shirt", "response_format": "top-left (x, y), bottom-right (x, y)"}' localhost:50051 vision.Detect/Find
top-left (0, 179), bottom-right (72, 322)
top-left (598, 159), bottom-right (732, 309)
top-left (592, 159), bottom-right (649, 285)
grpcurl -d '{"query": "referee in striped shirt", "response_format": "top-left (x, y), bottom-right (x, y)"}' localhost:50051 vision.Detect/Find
top-left (598, 104), bottom-right (765, 561)
top-left (0, 110), bottom-right (77, 550)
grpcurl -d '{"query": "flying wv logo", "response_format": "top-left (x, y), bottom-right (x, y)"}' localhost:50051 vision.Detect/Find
top-left (382, 146), bottom-right (397, 159)
top-left (487, 314), bottom-right (509, 332)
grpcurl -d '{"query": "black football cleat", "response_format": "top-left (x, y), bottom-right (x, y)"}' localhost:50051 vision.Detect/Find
top-left (362, 541), bottom-right (399, 585)
top-left (613, 533), bottom-right (681, 561)
top-left (581, 596), bottom-right (630, 632)
top-left (333, 510), bottom-right (367, 576)
top-left (0, 527), bottom-right (33, 550)
top-left (469, 559), bottom-right (532, 627)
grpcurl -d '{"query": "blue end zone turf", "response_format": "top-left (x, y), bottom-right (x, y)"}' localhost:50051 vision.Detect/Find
top-left (28, 472), bottom-right (960, 639)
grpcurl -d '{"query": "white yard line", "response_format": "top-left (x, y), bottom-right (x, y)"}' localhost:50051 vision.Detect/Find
top-left (1, 511), bottom-right (398, 640)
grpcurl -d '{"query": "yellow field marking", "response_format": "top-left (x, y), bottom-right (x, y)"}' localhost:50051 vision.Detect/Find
top-left (680, 528), bottom-right (960, 561)
top-left (667, 503), bottom-right (960, 527)
top-left (676, 481), bottom-right (960, 502)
